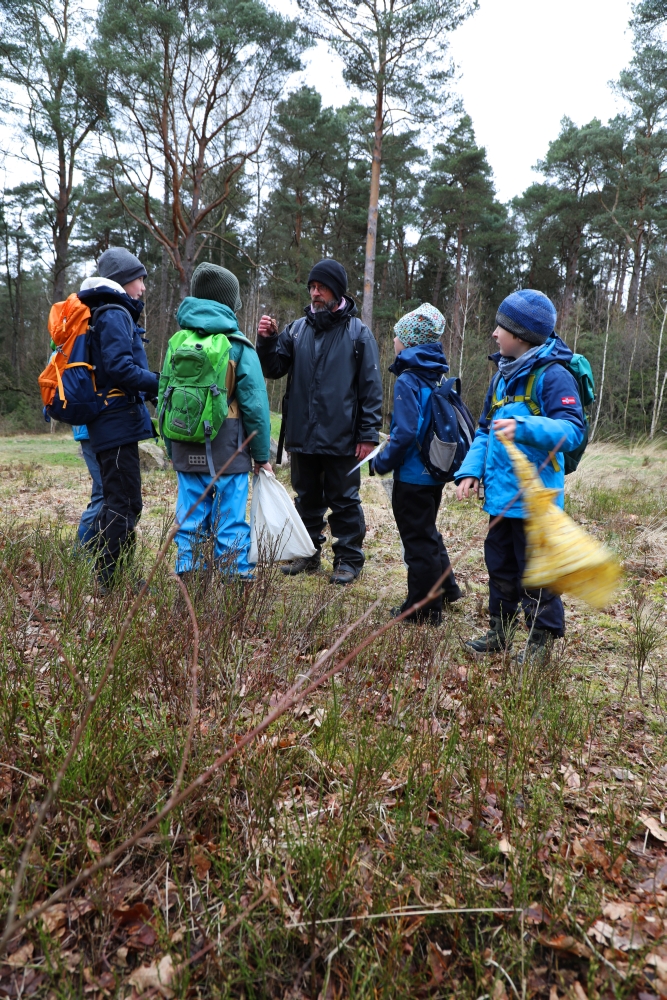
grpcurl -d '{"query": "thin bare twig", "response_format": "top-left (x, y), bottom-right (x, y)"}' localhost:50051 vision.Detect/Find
top-left (0, 434), bottom-right (256, 955)
top-left (169, 571), bottom-right (199, 795)
top-left (0, 434), bottom-right (568, 950)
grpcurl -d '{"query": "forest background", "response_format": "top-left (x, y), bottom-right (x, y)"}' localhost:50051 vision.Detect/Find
top-left (2, 0), bottom-right (667, 437)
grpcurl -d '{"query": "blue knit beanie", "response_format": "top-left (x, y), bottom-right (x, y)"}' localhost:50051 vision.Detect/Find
top-left (496, 289), bottom-right (557, 345)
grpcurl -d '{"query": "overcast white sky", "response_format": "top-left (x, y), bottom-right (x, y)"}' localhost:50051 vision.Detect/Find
top-left (0, 0), bottom-right (636, 205)
top-left (282, 0), bottom-right (636, 201)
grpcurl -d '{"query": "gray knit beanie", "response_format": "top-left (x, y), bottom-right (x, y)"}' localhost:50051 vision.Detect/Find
top-left (191, 262), bottom-right (242, 312)
top-left (97, 247), bottom-right (147, 287)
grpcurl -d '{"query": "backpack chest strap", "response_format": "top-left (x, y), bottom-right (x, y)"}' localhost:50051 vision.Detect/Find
top-left (486, 370), bottom-right (560, 471)
top-left (486, 372), bottom-right (541, 418)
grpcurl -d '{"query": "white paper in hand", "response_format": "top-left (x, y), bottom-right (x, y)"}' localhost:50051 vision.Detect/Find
top-left (249, 469), bottom-right (317, 564)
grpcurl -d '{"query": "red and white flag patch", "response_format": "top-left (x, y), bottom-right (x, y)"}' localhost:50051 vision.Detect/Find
top-left (561, 396), bottom-right (576, 405)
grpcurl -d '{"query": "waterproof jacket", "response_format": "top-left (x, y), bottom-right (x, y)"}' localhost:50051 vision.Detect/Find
top-left (256, 296), bottom-right (382, 456)
top-left (374, 343), bottom-right (448, 485)
top-left (455, 335), bottom-right (585, 518)
top-left (78, 281), bottom-right (158, 454)
top-left (164, 297), bottom-right (271, 471)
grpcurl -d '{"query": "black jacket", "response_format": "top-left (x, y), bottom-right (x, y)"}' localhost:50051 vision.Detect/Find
top-left (257, 297), bottom-right (383, 456)
top-left (78, 284), bottom-right (159, 453)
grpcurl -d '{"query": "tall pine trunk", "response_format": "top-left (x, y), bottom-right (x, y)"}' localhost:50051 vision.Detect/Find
top-left (52, 186), bottom-right (70, 303)
top-left (362, 81), bottom-right (383, 329)
top-left (626, 225), bottom-right (645, 316)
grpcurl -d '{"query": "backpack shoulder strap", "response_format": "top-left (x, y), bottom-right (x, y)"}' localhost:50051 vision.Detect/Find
top-left (439, 376), bottom-right (460, 396)
top-left (348, 317), bottom-right (363, 341)
top-left (90, 303), bottom-right (133, 325)
top-left (347, 317), bottom-right (363, 372)
top-left (486, 366), bottom-right (545, 420)
top-left (289, 316), bottom-right (308, 344)
top-left (526, 360), bottom-right (564, 410)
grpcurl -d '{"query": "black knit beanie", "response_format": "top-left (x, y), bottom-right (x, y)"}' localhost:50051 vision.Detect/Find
top-left (307, 259), bottom-right (347, 302)
top-left (191, 262), bottom-right (242, 312)
top-left (98, 247), bottom-right (147, 287)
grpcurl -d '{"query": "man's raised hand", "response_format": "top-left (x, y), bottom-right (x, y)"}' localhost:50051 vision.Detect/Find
top-left (257, 315), bottom-right (278, 338)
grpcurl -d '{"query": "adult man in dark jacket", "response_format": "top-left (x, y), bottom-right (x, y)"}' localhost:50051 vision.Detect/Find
top-left (257, 259), bottom-right (382, 585)
top-left (78, 248), bottom-right (159, 590)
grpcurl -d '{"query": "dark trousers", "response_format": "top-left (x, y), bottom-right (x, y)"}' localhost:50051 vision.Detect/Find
top-left (290, 453), bottom-right (366, 573)
top-left (95, 443), bottom-right (143, 584)
top-left (485, 517), bottom-right (564, 636)
top-left (392, 480), bottom-right (460, 620)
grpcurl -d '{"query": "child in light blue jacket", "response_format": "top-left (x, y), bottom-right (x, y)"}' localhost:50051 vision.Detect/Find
top-left (455, 290), bottom-right (585, 662)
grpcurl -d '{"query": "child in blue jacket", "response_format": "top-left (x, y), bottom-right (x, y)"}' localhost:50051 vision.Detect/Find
top-left (455, 289), bottom-right (585, 662)
top-left (373, 304), bottom-right (462, 625)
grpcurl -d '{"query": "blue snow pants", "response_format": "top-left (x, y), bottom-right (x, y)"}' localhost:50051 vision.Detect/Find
top-left (174, 472), bottom-right (252, 576)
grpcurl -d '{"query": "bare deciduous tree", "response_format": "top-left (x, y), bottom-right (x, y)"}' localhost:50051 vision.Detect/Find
top-left (99, 0), bottom-right (305, 299)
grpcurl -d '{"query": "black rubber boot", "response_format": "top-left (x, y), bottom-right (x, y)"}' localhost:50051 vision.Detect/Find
top-left (281, 553), bottom-right (321, 576)
top-left (515, 627), bottom-right (555, 666)
top-left (465, 614), bottom-right (517, 657)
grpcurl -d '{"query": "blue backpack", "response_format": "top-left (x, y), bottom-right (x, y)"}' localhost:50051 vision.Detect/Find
top-left (415, 375), bottom-right (476, 482)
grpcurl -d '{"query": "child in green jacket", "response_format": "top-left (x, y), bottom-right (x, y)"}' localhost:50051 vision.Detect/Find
top-left (160, 263), bottom-right (272, 577)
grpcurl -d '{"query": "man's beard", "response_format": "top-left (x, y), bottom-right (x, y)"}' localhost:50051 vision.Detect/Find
top-left (312, 297), bottom-right (339, 313)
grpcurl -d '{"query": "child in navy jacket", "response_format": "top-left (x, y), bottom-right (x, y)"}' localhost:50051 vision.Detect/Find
top-left (455, 289), bottom-right (585, 662)
top-left (374, 304), bottom-right (462, 625)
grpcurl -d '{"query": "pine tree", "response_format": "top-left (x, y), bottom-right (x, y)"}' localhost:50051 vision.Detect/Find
top-left (424, 115), bottom-right (505, 355)
top-left (296, 0), bottom-right (476, 329)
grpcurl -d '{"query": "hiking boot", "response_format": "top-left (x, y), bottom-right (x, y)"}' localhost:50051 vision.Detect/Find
top-left (329, 565), bottom-right (358, 586)
top-left (391, 605), bottom-right (441, 626)
top-left (281, 553), bottom-right (321, 576)
top-left (515, 627), bottom-right (555, 666)
top-left (465, 615), bottom-right (517, 658)
top-left (444, 584), bottom-right (463, 605)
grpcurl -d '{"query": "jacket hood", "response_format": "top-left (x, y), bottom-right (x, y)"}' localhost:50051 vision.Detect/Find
top-left (77, 285), bottom-right (144, 321)
top-left (304, 294), bottom-right (357, 332)
top-left (490, 334), bottom-right (572, 385)
top-left (390, 341), bottom-right (449, 378)
top-left (177, 296), bottom-right (240, 336)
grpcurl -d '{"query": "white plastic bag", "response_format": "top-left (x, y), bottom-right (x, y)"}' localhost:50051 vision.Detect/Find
top-left (249, 469), bottom-right (317, 564)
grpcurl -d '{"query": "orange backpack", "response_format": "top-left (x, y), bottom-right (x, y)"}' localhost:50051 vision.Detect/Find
top-left (38, 294), bottom-right (111, 425)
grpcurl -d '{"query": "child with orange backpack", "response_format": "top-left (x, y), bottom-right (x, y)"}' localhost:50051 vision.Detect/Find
top-left (40, 248), bottom-right (158, 590)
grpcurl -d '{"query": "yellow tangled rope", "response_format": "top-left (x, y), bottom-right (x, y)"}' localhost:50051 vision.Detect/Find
top-left (497, 433), bottom-right (622, 609)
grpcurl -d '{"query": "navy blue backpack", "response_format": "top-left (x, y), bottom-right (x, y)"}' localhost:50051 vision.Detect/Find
top-left (415, 375), bottom-right (476, 483)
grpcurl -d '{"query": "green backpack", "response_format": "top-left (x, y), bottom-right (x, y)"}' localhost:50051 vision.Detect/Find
top-left (158, 329), bottom-right (231, 475)
top-left (487, 353), bottom-right (596, 474)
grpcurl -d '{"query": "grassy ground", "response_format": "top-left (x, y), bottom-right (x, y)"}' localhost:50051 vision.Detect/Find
top-left (1, 432), bottom-right (667, 998)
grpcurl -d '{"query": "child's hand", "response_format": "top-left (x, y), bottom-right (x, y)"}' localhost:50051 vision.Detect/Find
top-left (456, 477), bottom-right (479, 500)
top-left (493, 418), bottom-right (517, 441)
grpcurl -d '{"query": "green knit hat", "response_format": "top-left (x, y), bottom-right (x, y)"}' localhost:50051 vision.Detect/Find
top-left (394, 302), bottom-right (445, 347)
top-left (191, 262), bottom-right (242, 312)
